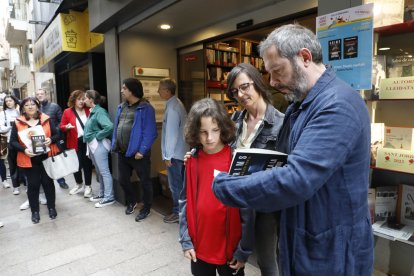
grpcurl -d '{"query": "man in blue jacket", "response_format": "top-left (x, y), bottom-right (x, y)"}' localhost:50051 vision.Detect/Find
top-left (112, 78), bottom-right (157, 222)
top-left (213, 24), bottom-right (374, 275)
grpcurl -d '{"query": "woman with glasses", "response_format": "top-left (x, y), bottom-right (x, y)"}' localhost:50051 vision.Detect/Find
top-left (9, 97), bottom-right (60, 224)
top-left (226, 63), bottom-right (284, 275)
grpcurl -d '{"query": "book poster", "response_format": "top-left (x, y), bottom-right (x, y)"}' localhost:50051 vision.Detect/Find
top-left (316, 3), bottom-right (373, 90)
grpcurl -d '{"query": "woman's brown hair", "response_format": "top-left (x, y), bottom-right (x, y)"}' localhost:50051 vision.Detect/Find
top-left (67, 90), bottom-right (85, 108)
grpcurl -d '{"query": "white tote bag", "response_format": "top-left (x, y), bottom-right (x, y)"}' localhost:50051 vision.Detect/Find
top-left (42, 149), bottom-right (79, 180)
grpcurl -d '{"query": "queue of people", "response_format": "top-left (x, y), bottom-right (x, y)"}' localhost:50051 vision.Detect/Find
top-left (0, 23), bottom-right (374, 275)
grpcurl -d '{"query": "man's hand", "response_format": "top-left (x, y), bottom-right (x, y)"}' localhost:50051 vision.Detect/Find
top-left (164, 159), bottom-right (172, 167)
top-left (134, 152), bottom-right (143, 160)
top-left (184, 249), bottom-right (197, 262)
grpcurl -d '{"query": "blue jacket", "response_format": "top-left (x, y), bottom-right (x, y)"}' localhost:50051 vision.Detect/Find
top-left (111, 100), bottom-right (157, 157)
top-left (213, 68), bottom-right (374, 275)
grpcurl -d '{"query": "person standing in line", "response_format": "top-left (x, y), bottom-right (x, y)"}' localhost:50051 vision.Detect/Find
top-left (226, 63), bottom-right (284, 275)
top-left (35, 88), bottom-right (68, 189)
top-left (179, 98), bottom-right (253, 276)
top-left (212, 24), bottom-right (374, 275)
top-left (111, 78), bottom-right (157, 222)
top-left (10, 97), bottom-right (60, 224)
top-left (158, 78), bottom-right (188, 224)
top-left (0, 95), bottom-right (21, 192)
top-left (60, 90), bottom-right (93, 198)
top-left (83, 90), bottom-right (114, 208)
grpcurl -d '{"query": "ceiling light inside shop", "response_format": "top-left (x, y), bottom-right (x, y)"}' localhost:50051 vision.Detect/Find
top-left (159, 24), bottom-right (172, 30)
top-left (378, 47), bottom-right (390, 51)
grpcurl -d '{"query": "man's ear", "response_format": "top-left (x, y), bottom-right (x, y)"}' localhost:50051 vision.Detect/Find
top-left (299, 48), bottom-right (312, 67)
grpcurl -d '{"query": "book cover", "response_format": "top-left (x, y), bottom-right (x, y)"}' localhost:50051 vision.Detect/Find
top-left (17, 125), bottom-right (49, 154)
top-left (375, 186), bottom-right (398, 222)
top-left (386, 55), bottom-right (414, 78)
top-left (31, 135), bottom-right (46, 154)
top-left (229, 148), bottom-right (287, 176)
top-left (384, 126), bottom-right (414, 151)
top-left (398, 184), bottom-right (414, 227)
top-left (376, 148), bottom-right (414, 174)
top-left (371, 123), bottom-right (385, 166)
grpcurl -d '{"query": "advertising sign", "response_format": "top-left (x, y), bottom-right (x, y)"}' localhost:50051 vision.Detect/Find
top-left (317, 3), bottom-right (374, 90)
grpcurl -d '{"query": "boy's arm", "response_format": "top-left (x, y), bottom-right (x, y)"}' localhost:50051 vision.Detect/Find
top-left (178, 172), bottom-right (194, 251)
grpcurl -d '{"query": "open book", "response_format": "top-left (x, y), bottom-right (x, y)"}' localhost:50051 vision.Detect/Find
top-left (229, 148), bottom-right (287, 176)
top-left (18, 125), bottom-right (50, 154)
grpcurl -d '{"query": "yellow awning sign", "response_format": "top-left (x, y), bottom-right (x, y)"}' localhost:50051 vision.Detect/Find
top-left (34, 10), bottom-right (104, 70)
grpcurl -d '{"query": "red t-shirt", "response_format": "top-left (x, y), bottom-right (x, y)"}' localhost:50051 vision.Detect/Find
top-left (185, 145), bottom-right (242, 264)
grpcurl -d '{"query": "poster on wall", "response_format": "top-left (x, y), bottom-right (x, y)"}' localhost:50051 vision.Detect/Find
top-left (140, 79), bottom-right (165, 123)
top-left (316, 3), bottom-right (374, 90)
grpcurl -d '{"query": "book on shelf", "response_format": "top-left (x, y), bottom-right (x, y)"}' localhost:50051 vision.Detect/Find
top-left (372, 220), bottom-right (414, 242)
top-left (371, 123), bottom-right (385, 166)
top-left (228, 148), bottom-right (287, 176)
top-left (375, 186), bottom-right (398, 222)
top-left (368, 188), bottom-right (376, 224)
top-left (386, 55), bottom-right (414, 78)
top-left (397, 184), bottom-right (414, 227)
top-left (376, 147), bottom-right (414, 173)
top-left (384, 126), bottom-right (414, 151)
top-left (31, 135), bottom-right (47, 154)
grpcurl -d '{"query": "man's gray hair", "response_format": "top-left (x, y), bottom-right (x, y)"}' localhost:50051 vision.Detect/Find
top-left (259, 24), bottom-right (323, 64)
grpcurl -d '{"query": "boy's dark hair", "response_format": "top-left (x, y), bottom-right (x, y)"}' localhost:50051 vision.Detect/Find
top-left (3, 95), bottom-right (20, 110)
top-left (184, 98), bottom-right (235, 148)
top-left (85, 90), bottom-right (106, 105)
top-left (123, 78), bottom-right (143, 99)
top-left (226, 63), bottom-right (272, 104)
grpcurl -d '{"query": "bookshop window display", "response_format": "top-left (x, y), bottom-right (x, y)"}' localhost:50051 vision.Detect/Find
top-left (366, 0), bottom-right (414, 274)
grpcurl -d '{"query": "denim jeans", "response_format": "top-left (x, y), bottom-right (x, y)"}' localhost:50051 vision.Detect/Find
top-left (255, 211), bottom-right (280, 276)
top-left (167, 158), bottom-right (184, 214)
top-left (89, 141), bottom-right (114, 201)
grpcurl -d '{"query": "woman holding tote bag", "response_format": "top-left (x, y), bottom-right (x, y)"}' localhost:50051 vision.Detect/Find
top-left (10, 97), bottom-right (60, 224)
top-left (60, 90), bottom-right (93, 198)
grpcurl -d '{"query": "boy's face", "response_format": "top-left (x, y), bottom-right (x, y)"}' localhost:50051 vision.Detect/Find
top-left (199, 116), bottom-right (223, 154)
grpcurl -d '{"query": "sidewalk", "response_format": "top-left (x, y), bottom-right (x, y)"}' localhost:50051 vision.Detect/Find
top-left (0, 174), bottom-right (260, 275)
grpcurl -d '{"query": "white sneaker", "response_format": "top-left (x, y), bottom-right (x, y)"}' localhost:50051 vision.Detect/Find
top-left (20, 200), bottom-right (30, 210)
top-left (84, 186), bottom-right (92, 198)
top-left (95, 199), bottom-right (115, 208)
top-left (69, 184), bottom-right (83, 195)
top-left (90, 195), bottom-right (104, 202)
top-left (0, 221), bottom-right (4, 228)
top-left (12, 187), bottom-right (20, 195)
top-left (2, 180), bottom-right (10, 188)
top-left (39, 193), bottom-right (47, 205)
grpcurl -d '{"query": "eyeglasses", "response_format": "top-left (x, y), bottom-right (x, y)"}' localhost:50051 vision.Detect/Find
top-left (229, 82), bottom-right (254, 98)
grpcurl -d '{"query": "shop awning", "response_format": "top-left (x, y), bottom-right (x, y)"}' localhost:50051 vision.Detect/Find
top-left (33, 10), bottom-right (103, 71)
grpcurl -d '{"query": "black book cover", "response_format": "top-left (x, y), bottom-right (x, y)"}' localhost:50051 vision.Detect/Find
top-left (31, 135), bottom-right (46, 154)
top-left (229, 148), bottom-right (287, 176)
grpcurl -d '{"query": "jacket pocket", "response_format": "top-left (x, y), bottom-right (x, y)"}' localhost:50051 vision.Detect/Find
top-left (293, 226), bottom-right (345, 275)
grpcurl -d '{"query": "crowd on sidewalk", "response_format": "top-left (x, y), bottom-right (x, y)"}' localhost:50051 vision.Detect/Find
top-left (1, 24), bottom-right (375, 276)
